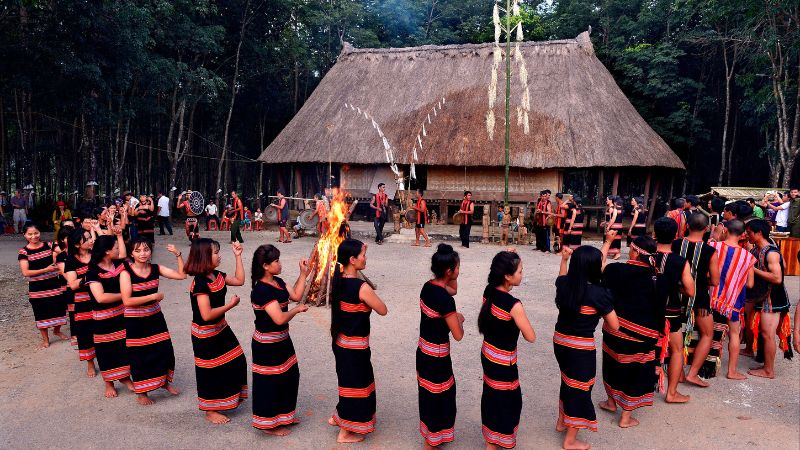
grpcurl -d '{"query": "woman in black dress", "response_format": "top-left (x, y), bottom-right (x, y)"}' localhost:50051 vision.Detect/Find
top-left (54, 225), bottom-right (76, 348)
top-left (417, 244), bottom-right (465, 449)
top-left (603, 197), bottom-right (624, 260)
top-left (328, 239), bottom-right (388, 444)
top-left (599, 234), bottom-right (662, 428)
top-left (65, 227), bottom-right (99, 376)
top-left (554, 246), bottom-right (619, 450)
top-left (250, 244), bottom-right (310, 436)
top-left (87, 231), bottom-right (134, 398)
top-left (135, 196), bottom-right (155, 243)
top-left (17, 224), bottom-right (69, 348)
top-left (627, 196), bottom-right (647, 247)
top-left (563, 200), bottom-right (585, 250)
top-left (478, 250), bottom-right (536, 449)
top-left (184, 238), bottom-right (248, 424)
top-left (119, 238), bottom-right (185, 405)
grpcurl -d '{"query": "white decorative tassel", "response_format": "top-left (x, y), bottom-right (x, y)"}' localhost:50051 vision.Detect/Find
top-left (356, 107), bottom-right (361, 114)
top-left (516, 23), bottom-right (523, 41)
top-left (418, 134), bottom-right (423, 150)
top-left (413, 147), bottom-right (418, 161)
top-left (519, 60), bottom-right (528, 86)
top-left (486, 109), bottom-right (496, 141)
top-left (427, 114), bottom-right (431, 124)
top-left (522, 87), bottom-right (530, 111)
top-left (493, 4), bottom-right (501, 44)
top-left (382, 136), bottom-right (390, 150)
top-left (442, 97), bottom-right (445, 104)
top-left (489, 68), bottom-right (498, 109)
top-left (523, 111), bottom-right (530, 135)
top-left (371, 119), bottom-right (378, 129)
top-left (410, 163), bottom-right (417, 180)
top-left (517, 106), bottom-right (523, 125)
top-left (422, 123), bottom-right (427, 137)
top-left (344, 102), bottom-right (349, 108)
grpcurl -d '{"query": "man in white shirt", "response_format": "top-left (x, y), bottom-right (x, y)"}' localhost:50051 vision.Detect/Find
top-left (205, 199), bottom-right (219, 230)
top-left (766, 191), bottom-right (791, 232)
top-left (156, 190), bottom-right (173, 235)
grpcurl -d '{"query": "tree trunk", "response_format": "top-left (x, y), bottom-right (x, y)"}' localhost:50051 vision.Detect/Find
top-left (168, 98), bottom-right (187, 202)
top-left (718, 43), bottom-right (734, 185)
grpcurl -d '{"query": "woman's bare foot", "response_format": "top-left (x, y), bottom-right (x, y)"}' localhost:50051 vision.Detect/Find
top-left (556, 412), bottom-right (566, 432)
top-left (86, 362), bottom-right (97, 378)
top-left (337, 429), bottom-right (365, 443)
top-left (619, 414), bottom-right (639, 428)
top-left (665, 391), bottom-right (690, 403)
top-left (411, 243), bottom-right (420, 247)
top-left (598, 400), bottom-right (617, 413)
top-left (327, 416), bottom-right (337, 426)
top-left (104, 382), bottom-right (118, 398)
top-left (137, 393), bottom-right (154, 406)
top-left (53, 330), bottom-right (69, 341)
top-left (38, 339), bottom-right (50, 349)
top-left (747, 367), bottom-right (774, 379)
top-left (726, 371), bottom-right (748, 380)
top-left (121, 377), bottom-right (135, 392)
top-left (205, 411), bottom-right (230, 424)
top-left (563, 429), bottom-right (591, 449)
top-left (262, 426), bottom-right (291, 436)
top-left (685, 374), bottom-right (710, 387)
top-left (164, 384), bottom-right (180, 395)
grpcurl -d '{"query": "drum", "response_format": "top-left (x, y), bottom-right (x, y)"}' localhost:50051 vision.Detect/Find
top-left (404, 209), bottom-right (417, 223)
top-left (298, 209), bottom-right (318, 229)
top-left (264, 206), bottom-right (278, 223)
top-left (188, 191), bottom-right (205, 216)
top-left (452, 212), bottom-right (465, 225)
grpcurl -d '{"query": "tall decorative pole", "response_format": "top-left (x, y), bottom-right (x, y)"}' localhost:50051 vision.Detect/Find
top-left (487, 0), bottom-right (530, 207)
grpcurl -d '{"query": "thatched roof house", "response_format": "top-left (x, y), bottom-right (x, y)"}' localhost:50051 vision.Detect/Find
top-left (259, 32), bottom-right (684, 210)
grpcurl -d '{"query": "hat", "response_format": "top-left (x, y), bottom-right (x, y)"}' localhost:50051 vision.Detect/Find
top-left (56, 201), bottom-right (66, 207)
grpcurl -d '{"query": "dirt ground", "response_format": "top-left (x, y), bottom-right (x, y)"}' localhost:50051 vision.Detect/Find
top-left (0, 229), bottom-right (798, 449)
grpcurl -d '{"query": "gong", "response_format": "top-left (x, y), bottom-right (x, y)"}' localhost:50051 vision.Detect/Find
top-left (188, 191), bottom-right (205, 216)
top-left (404, 209), bottom-right (417, 223)
top-left (298, 209), bottom-right (318, 229)
top-left (264, 206), bottom-right (279, 223)
top-left (452, 212), bottom-right (465, 225)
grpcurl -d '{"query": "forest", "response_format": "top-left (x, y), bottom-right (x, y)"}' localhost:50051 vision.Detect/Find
top-left (0, 0), bottom-right (798, 208)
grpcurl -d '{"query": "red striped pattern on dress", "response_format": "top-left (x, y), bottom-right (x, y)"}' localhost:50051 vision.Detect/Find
top-left (559, 400), bottom-right (598, 431)
top-left (75, 266), bottom-right (89, 276)
top-left (481, 341), bottom-right (518, 365)
top-left (482, 424), bottom-right (518, 448)
top-left (418, 337), bottom-right (450, 357)
top-left (98, 265), bottom-right (125, 278)
top-left (603, 382), bottom-right (654, 410)
top-left (24, 249), bottom-right (53, 261)
top-left (132, 372), bottom-right (172, 393)
top-left (124, 303), bottom-right (162, 317)
top-left (420, 421), bottom-right (455, 446)
top-left (338, 382), bottom-right (375, 398)
top-left (29, 288), bottom-right (63, 299)
top-left (417, 373), bottom-right (454, 393)
top-left (74, 311), bottom-right (93, 321)
top-left (420, 299), bottom-right (442, 318)
top-left (602, 342), bottom-right (655, 363)
top-left (100, 365), bottom-right (131, 382)
top-left (67, 304), bottom-right (75, 312)
top-left (207, 273), bottom-right (226, 292)
top-left (252, 411), bottom-right (297, 429)
top-left (131, 280), bottom-right (159, 291)
top-left (490, 304), bottom-right (512, 321)
top-left (198, 388), bottom-right (248, 411)
top-left (191, 320), bottom-right (227, 338)
top-left (194, 345), bottom-right (244, 369)
top-left (29, 271), bottom-right (59, 281)
top-left (553, 331), bottom-right (596, 350)
top-left (74, 292), bottom-right (90, 302)
top-left (94, 304), bottom-right (125, 320)
top-left (252, 354), bottom-right (297, 375)
top-left (335, 333), bottom-right (369, 350)
top-left (332, 413), bottom-right (376, 434)
top-left (483, 375), bottom-right (520, 390)
top-left (602, 323), bottom-right (643, 342)
top-left (252, 329), bottom-right (289, 343)
top-left (35, 316), bottom-right (67, 329)
top-left (94, 329), bottom-right (126, 343)
top-left (618, 317), bottom-right (659, 339)
top-left (560, 372), bottom-right (595, 391)
top-left (579, 305), bottom-right (597, 315)
top-left (79, 347), bottom-right (96, 361)
top-left (340, 301), bottom-right (371, 313)
top-left (126, 331), bottom-right (170, 347)
top-left (251, 299), bottom-right (287, 310)
top-left (709, 242), bottom-right (756, 318)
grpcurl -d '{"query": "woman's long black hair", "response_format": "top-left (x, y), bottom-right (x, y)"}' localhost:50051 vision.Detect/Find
top-left (478, 250), bottom-right (521, 334)
top-left (431, 243), bottom-right (459, 279)
top-left (90, 235), bottom-right (117, 265)
top-left (251, 244), bottom-right (280, 288)
top-left (330, 238), bottom-right (364, 338)
top-left (555, 246), bottom-right (603, 312)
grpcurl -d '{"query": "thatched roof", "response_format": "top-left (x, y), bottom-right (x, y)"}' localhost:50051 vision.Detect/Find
top-left (259, 32), bottom-right (685, 170)
top-left (699, 186), bottom-right (780, 202)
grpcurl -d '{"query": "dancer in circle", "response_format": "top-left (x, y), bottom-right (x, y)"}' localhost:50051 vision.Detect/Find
top-left (135, 195), bottom-right (156, 243)
top-left (65, 226), bottom-right (99, 376)
top-left (86, 230), bottom-right (134, 397)
top-left (604, 197), bottom-right (623, 260)
top-left (120, 238), bottom-right (185, 405)
top-left (417, 243), bottom-right (464, 448)
top-left (554, 246), bottom-right (619, 450)
top-left (250, 244), bottom-right (310, 436)
top-left (184, 238), bottom-right (248, 424)
top-left (54, 225), bottom-right (76, 348)
top-left (478, 250), bottom-right (536, 449)
top-left (177, 191), bottom-right (200, 243)
top-left (627, 196), bottom-right (647, 246)
top-left (18, 223), bottom-right (69, 348)
top-left (328, 239), bottom-right (388, 443)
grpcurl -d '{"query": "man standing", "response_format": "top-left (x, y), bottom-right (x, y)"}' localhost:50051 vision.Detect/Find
top-left (204, 199), bottom-right (219, 230)
top-left (666, 197), bottom-right (687, 239)
top-left (410, 188), bottom-right (431, 247)
top-left (11, 189), bottom-right (28, 233)
top-left (156, 190), bottom-right (173, 236)
top-left (788, 188), bottom-right (800, 238)
top-left (672, 213), bottom-right (720, 387)
top-left (457, 190), bottom-right (475, 248)
top-left (708, 220), bottom-right (755, 379)
top-left (230, 190), bottom-right (245, 244)
top-left (745, 219), bottom-right (791, 379)
top-left (370, 183), bottom-right (389, 245)
top-left (534, 190), bottom-right (552, 252)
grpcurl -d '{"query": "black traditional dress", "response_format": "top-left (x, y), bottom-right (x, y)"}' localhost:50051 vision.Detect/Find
top-left (417, 281), bottom-right (457, 446)
top-left (136, 209), bottom-right (155, 242)
top-left (189, 271), bottom-right (248, 411)
top-left (123, 262), bottom-right (175, 393)
top-left (332, 277), bottom-right (376, 435)
top-left (601, 262), bottom-right (661, 410)
top-left (564, 208), bottom-right (585, 250)
top-left (87, 261), bottom-right (130, 382)
top-left (65, 255), bottom-right (94, 361)
top-left (481, 287), bottom-right (522, 448)
top-left (553, 277), bottom-right (614, 432)
top-left (627, 207), bottom-right (647, 246)
top-left (56, 250), bottom-right (77, 347)
top-left (607, 207), bottom-right (624, 256)
top-left (18, 242), bottom-right (67, 330)
top-left (250, 278), bottom-right (300, 429)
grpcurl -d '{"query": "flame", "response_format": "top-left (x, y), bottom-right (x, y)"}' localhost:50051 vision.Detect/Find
top-left (314, 188), bottom-right (349, 285)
